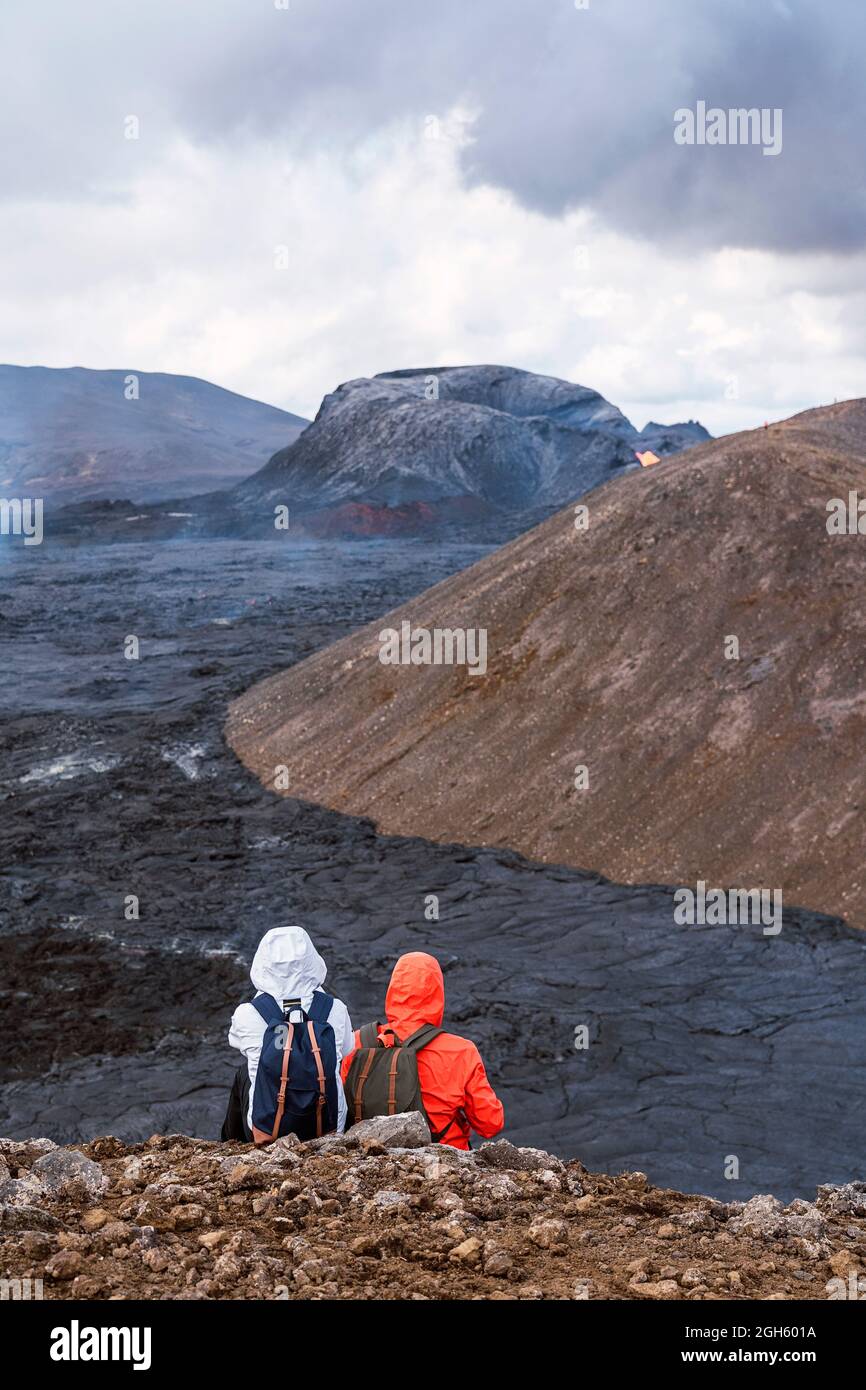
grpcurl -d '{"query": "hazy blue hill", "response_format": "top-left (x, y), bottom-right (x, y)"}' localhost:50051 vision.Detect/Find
top-left (0, 364), bottom-right (308, 502)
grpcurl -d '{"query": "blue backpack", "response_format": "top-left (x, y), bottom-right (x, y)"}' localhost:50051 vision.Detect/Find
top-left (250, 990), bottom-right (338, 1145)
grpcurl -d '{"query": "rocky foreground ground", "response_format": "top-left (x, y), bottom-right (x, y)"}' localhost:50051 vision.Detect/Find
top-left (2, 1115), bottom-right (864, 1301)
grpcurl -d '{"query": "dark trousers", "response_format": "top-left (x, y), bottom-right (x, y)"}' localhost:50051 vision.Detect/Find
top-left (221, 1063), bottom-right (253, 1142)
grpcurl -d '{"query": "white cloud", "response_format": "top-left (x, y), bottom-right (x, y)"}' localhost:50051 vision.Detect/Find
top-left (0, 94), bottom-right (864, 436)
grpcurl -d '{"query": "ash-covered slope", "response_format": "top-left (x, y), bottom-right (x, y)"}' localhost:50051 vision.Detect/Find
top-left (227, 398), bottom-right (866, 927)
top-left (231, 365), bottom-right (707, 514)
top-left (0, 365), bottom-right (308, 502)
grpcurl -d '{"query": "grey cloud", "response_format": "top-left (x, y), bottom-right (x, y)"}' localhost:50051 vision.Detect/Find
top-left (1, 0), bottom-right (863, 251)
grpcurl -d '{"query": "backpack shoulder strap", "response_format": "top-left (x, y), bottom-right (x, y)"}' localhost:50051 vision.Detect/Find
top-left (402, 1024), bottom-right (442, 1052)
top-left (357, 1020), bottom-right (384, 1049)
top-left (307, 990), bottom-right (334, 1024)
top-left (250, 993), bottom-right (284, 1026)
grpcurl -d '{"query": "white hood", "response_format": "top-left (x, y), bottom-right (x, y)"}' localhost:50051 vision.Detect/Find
top-left (249, 926), bottom-right (327, 1002)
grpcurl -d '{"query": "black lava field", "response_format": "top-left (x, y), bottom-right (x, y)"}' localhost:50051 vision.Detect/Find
top-left (1, 538), bottom-right (864, 1202)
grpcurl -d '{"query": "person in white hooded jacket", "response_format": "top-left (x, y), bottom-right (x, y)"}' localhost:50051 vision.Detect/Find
top-left (221, 926), bottom-right (354, 1141)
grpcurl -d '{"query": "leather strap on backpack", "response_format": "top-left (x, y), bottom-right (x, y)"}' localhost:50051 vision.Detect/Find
top-left (306, 1020), bottom-right (327, 1137)
top-left (353, 1046), bottom-right (376, 1123)
top-left (270, 1022), bottom-right (294, 1141)
top-left (387, 1049), bottom-right (400, 1115)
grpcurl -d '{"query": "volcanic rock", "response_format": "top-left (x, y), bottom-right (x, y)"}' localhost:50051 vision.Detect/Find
top-left (340, 1113), bottom-right (431, 1149)
top-left (636, 419), bottom-right (711, 455)
top-left (727, 1194), bottom-right (826, 1241)
top-left (232, 365), bottom-right (705, 516)
top-left (476, 1140), bottom-right (563, 1172)
top-left (2, 1133), bottom-right (860, 1302)
top-left (817, 1183), bottom-right (866, 1217)
top-left (0, 1147), bottom-right (107, 1207)
top-left (29, 1148), bottom-right (109, 1201)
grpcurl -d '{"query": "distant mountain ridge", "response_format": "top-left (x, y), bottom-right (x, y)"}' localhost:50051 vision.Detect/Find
top-left (0, 365), bottom-right (308, 502)
top-left (25, 362), bottom-right (712, 541)
top-left (232, 365), bottom-right (710, 515)
top-left (636, 419), bottom-right (711, 455)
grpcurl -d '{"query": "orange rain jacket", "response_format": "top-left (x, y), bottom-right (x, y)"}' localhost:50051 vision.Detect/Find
top-left (341, 951), bottom-right (505, 1150)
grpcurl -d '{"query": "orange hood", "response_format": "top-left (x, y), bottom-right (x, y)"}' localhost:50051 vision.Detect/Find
top-left (385, 952), bottom-right (445, 1037)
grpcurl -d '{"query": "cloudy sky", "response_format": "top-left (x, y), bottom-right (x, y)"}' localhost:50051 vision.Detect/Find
top-left (1, 0), bottom-right (864, 434)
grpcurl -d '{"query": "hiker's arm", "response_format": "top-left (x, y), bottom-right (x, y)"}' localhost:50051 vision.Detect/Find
top-left (228, 1003), bottom-right (262, 1058)
top-left (339, 1009), bottom-right (355, 1063)
top-left (462, 1044), bottom-right (505, 1139)
top-left (331, 1004), bottom-right (354, 1135)
top-left (340, 1024), bottom-right (359, 1085)
top-left (333, 1002), bottom-right (356, 1083)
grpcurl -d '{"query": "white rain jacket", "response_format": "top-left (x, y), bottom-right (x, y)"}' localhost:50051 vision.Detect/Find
top-left (228, 926), bottom-right (354, 1133)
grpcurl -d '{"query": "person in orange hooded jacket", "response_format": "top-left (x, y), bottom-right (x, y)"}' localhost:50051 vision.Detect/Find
top-left (341, 951), bottom-right (504, 1150)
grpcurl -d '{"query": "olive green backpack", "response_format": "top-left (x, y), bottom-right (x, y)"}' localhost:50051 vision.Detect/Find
top-left (344, 1021), bottom-right (452, 1140)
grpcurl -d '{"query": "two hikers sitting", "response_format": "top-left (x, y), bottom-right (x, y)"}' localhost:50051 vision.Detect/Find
top-left (221, 926), bottom-right (504, 1148)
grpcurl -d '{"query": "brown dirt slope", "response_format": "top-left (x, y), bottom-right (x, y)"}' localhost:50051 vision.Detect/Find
top-left (3, 1120), bottom-right (864, 1300)
top-left (227, 399), bottom-right (866, 927)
